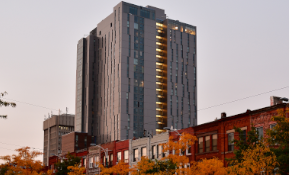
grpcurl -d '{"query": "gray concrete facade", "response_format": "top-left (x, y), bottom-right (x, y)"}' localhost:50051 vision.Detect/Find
top-left (75, 1), bottom-right (197, 144)
top-left (43, 114), bottom-right (74, 166)
top-left (129, 132), bottom-right (169, 167)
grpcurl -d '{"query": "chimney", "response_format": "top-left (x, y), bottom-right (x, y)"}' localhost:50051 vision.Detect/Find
top-left (221, 112), bottom-right (226, 119)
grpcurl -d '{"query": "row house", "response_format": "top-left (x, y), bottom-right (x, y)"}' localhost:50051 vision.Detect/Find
top-left (170, 97), bottom-right (288, 166)
top-left (129, 132), bottom-right (169, 167)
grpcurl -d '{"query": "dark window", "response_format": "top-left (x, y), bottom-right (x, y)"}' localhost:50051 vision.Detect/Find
top-left (110, 23), bottom-right (112, 27)
top-left (140, 9), bottom-right (150, 18)
top-left (240, 130), bottom-right (246, 143)
top-left (205, 136), bottom-right (210, 152)
top-left (152, 145), bottom-right (156, 159)
top-left (228, 133), bottom-right (234, 151)
top-left (212, 134), bottom-right (217, 151)
top-left (129, 6), bottom-right (138, 15)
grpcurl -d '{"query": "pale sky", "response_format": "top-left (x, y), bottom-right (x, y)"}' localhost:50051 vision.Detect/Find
top-left (0, 0), bottom-right (289, 163)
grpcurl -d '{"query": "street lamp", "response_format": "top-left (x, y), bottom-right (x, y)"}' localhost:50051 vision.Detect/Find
top-left (90, 143), bottom-right (111, 167)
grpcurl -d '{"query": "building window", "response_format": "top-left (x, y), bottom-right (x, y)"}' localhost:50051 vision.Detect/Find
top-left (270, 124), bottom-right (277, 130)
top-left (94, 156), bottom-right (99, 167)
top-left (158, 145), bottom-right (164, 158)
top-left (103, 155), bottom-right (106, 166)
top-left (205, 136), bottom-right (210, 152)
top-left (228, 133), bottom-right (234, 151)
top-left (152, 145), bottom-right (156, 159)
top-left (89, 157), bottom-right (93, 168)
top-left (186, 146), bottom-right (191, 155)
top-left (142, 147), bottom-right (147, 157)
top-left (117, 152), bottom-right (121, 162)
top-left (212, 134), bottom-right (217, 151)
top-left (83, 158), bottom-right (86, 167)
top-left (124, 150), bottom-right (129, 163)
top-left (198, 137), bottom-right (203, 153)
top-left (110, 154), bottom-right (113, 165)
top-left (133, 149), bottom-right (138, 162)
top-left (129, 6), bottom-right (138, 15)
top-left (240, 130), bottom-right (246, 143)
top-left (256, 127), bottom-right (264, 140)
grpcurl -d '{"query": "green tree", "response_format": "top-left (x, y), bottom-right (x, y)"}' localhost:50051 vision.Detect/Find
top-left (227, 126), bottom-right (261, 165)
top-left (0, 91), bottom-right (16, 119)
top-left (54, 153), bottom-right (81, 175)
top-left (266, 108), bottom-right (289, 175)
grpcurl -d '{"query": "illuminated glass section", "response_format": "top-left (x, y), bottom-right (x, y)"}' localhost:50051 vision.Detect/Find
top-left (155, 22), bottom-right (167, 134)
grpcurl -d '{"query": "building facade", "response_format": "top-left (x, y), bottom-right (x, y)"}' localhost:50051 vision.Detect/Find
top-left (75, 1), bottom-right (197, 144)
top-left (169, 101), bottom-right (289, 166)
top-left (61, 132), bottom-right (92, 155)
top-left (43, 114), bottom-right (75, 166)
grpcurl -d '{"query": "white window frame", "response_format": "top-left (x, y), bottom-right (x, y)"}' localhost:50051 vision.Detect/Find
top-left (186, 145), bottom-right (192, 155)
top-left (89, 157), bottom-right (93, 168)
top-left (124, 150), bottom-right (129, 163)
top-left (117, 152), bottom-right (121, 162)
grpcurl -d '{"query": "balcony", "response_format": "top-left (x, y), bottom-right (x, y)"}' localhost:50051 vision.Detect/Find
top-left (156, 123), bottom-right (165, 129)
top-left (156, 117), bottom-right (164, 123)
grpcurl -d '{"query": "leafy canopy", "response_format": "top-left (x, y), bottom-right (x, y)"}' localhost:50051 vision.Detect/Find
top-left (0, 146), bottom-right (44, 175)
top-left (266, 108), bottom-right (289, 175)
top-left (54, 153), bottom-right (81, 175)
top-left (0, 91), bottom-right (16, 119)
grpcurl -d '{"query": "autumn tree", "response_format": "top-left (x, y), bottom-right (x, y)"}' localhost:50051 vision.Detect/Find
top-left (98, 160), bottom-right (131, 175)
top-left (67, 164), bottom-right (86, 175)
top-left (161, 132), bottom-right (197, 175)
top-left (187, 158), bottom-right (226, 175)
top-left (228, 126), bottom-right (261, 165)
top-left (0, 91), bottom-right (16, 119)
top-left (227, 142), bottom-right (278, 175)
top-left (266, 108), bottom-right (289, 175)
top-left (55, 153), bottom-right (81, 175)
top-left (0, 147), bottom-right (44, 175)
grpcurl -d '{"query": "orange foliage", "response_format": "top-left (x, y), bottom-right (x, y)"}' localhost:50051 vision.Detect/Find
top-left (0, 147), bottom-right (44, 175)
top-left (97, 160), bottom-right (131, 175)
top-left (131, 157), bottom-right (155, 175)
top-left (187, 158), bottom-right (226, 175)
top-left (67, 164), bottom-right (86, 175)
top-left (227, 142), bottom-right (279, 175)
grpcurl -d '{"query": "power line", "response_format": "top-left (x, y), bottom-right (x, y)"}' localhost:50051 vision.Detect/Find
top-left (2, 98), bottom-right (58, 111)
top-left (1, 86), bottom-right (288, 131)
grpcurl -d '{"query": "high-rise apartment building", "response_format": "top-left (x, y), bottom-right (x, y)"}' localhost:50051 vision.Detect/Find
top-left (75, 1), bottom-right (197, 144)
top-left (43, 114), bottom-right (75, 166)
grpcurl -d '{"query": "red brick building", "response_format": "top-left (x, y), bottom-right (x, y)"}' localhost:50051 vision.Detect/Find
top-left (172, 102), bottom-right (288, 167)
top-left (61, 132), bottom-right (92, 155)
top-left (47, 132), bottom-right (92, 174)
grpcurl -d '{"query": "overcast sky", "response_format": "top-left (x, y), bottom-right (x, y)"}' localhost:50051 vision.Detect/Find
top-left (0, 0), bottom-right (288, 162)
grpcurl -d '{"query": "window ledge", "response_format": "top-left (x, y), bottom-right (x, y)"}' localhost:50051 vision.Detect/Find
top-left (196, 150), bottom-right (219, 155)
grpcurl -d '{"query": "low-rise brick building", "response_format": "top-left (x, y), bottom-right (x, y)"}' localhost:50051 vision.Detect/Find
top-left (61, 132), bottom-right (92, 155)
top-left (171, 99), bottom-right (288, 167)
